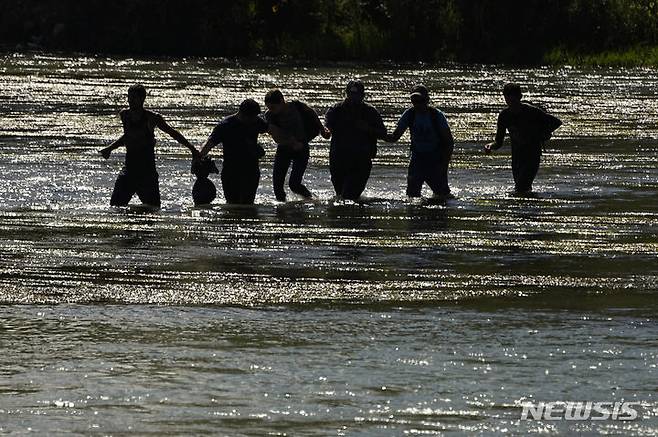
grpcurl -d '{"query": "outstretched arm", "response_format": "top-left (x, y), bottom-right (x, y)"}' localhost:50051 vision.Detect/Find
top-left (322, 110), bottom-right (334, 139)
top-left (310, 108), bottom-right (331, 139)
top-left (320, 124), bottom-right (331, 139)
top-left (99, 135), bottom-right (125, 159)
top-left (154, 114), bottom-right (199, 159)
top-left (484, 115), bottom-right (506, 154)
top-left (384, 125), bottom-right (405, 143)
top-left (198, 139), bottom-right (217, 158)
top-left (384, 111), bottom-right (411, 143)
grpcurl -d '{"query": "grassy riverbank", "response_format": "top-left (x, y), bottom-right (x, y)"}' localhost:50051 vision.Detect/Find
top-left (545, 46), bottom-right (658, 67)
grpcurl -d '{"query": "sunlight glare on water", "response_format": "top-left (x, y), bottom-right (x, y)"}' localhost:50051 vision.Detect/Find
top-left (0, 54), bottom-right (656, 304)
top-left (0, 53), bottom-right (657, 435)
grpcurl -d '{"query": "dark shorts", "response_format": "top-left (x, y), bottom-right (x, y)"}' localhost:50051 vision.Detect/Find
top-left (406, 150), bottom-right (451, 197)
top-left (110, 169), bottom-right (161, 207)
top-left (272, 146), bottom-right (312, 201)
top-left (221, 162), bottom-right (260, 205)
top-left (329, 151), bottom-right (372, 201)
top-left (511, 145), bottom-right (542, 193)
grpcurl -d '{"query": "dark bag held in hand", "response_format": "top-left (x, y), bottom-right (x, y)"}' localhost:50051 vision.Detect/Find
top-left (191, 157), bottom-right (219, 205)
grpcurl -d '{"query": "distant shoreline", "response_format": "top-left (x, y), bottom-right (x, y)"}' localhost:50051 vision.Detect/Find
top-left (3, 48), bottom-right (658, 70)
top-left (4, 0), bottom-right (658, 68)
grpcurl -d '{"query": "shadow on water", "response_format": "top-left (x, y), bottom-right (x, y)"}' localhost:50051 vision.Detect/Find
top-left (217, 203), bottom-right (262, 221)
top-left (404, 203), bottom-right (451, 232)
top-left (274, 202), bottom-right (311, 225)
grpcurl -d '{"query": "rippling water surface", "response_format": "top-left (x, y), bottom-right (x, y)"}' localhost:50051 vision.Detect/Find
top-left (0, 53), bottom-right (656, 434)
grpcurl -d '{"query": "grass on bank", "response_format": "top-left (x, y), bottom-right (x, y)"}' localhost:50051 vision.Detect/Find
top-left (544, 45), bottom-right (658, 67)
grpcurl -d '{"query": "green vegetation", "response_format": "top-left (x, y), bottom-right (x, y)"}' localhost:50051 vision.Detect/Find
top-left (544, 46), bottom-right (658, 67)
top-left (2, 0), bottom-right (658, 65)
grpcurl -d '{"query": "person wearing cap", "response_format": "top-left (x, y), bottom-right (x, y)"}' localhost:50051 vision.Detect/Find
top-left (99, 84), bottom-right (199, 208)
top-left (385, 84), bottom-right (455, 199)
top-left (325, 80), bottom-right (387, 201)
top-left (484, 83), bottom-right (562, 194)
top-left (197, 99), bottom-right (269, 204)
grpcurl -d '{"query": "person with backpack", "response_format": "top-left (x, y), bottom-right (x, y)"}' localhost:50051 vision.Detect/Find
top-left (264, 89), bottom-right (329, 202)
top-left (325, 80), bottom-right (387, 201)
top-left (385, 84), bottom-right (455, 200)
top-left (484, 83), bottom-right (562, 194)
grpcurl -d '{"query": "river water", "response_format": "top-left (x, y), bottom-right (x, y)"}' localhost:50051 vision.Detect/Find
top-left (0, 53), bottom-right (656, 434)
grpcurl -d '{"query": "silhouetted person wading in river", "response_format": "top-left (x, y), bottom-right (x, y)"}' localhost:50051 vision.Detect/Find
top-left (100, 84), bottom-right (198, 208)
top-left (484, 83), bottom-right (562, 194)
top-left (385, 85), bottom-right (455, 199)
top-left (197, 99), bottom-right (268, 205)
top-left (325, 80), bottom-right (386, 201)
top-left (264, 89), bottom-right (329, 202)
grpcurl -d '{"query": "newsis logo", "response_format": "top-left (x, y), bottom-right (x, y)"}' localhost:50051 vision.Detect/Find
top-left (520, 402), bottom-right (641, 421)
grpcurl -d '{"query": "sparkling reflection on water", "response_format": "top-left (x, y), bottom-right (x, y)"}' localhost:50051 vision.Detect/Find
top-left (1, 305), bottom-right (657, 435)
top-left (0, 54), bottom-right (657, 434)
